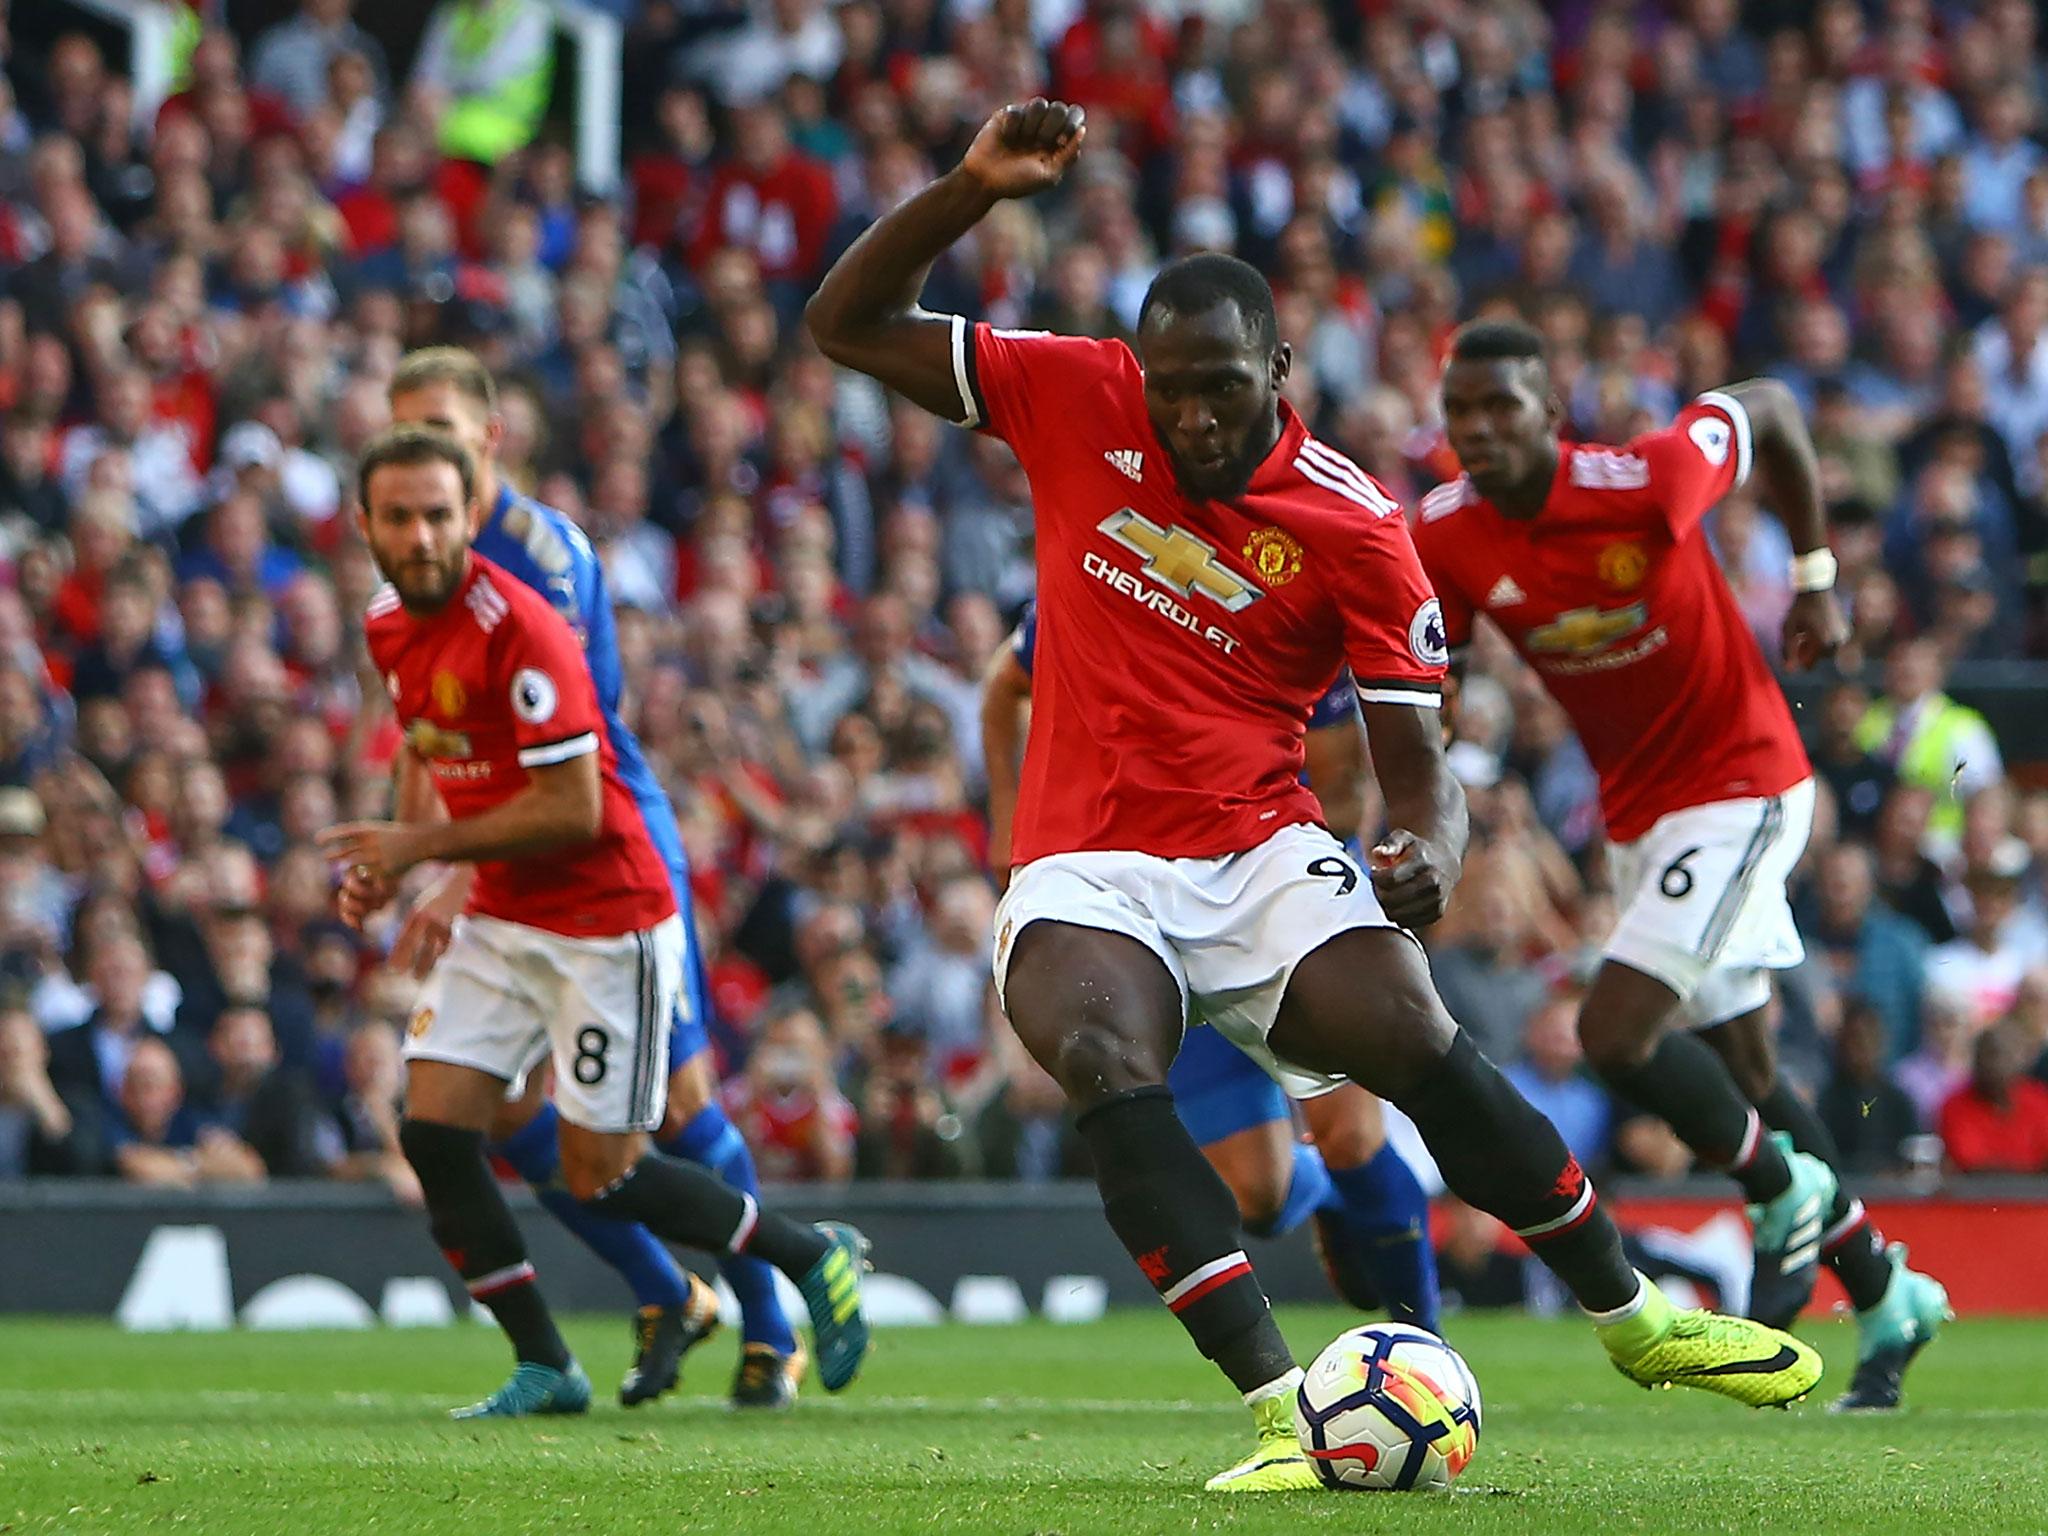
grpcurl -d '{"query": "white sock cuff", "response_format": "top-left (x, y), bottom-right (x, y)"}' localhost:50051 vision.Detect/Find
top-left (1584, 1271), bottom-right (1651, 1326)
top-left (1242, 1366), bottom-right (1304, 1408)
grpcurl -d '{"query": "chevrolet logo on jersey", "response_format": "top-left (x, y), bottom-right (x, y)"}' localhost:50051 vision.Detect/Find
top-left (1525, 603), bottom-right (1649, 656)
top-left (404, 719), bottom-right (473, 758)
top-left (1097, 509), bottom-right (1262, 613)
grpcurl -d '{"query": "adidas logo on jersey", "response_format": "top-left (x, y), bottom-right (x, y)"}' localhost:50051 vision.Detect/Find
top-left (1486, 574), bottom-right (1526, 608)
top-left (1105, 448), bottom-right (1145, 482)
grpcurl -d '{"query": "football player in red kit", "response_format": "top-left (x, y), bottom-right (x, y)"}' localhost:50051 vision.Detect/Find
top-left (805, 98), bottom-right (1820, 1491)
top-left (324, 428), bottom-right (871, 1417)
top-left (1420, 319), bottom-right (1948, 1412)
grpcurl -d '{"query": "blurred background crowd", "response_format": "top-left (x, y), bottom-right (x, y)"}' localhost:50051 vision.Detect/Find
top-left (4, 0), bottom-right (2048, 1204)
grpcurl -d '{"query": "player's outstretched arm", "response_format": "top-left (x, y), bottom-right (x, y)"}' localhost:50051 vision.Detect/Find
top-left (805, 98), bottom-right (1085, 421)
top-left (1360, 702), bottom-right (1469, 929)
top-left (321, 754), bottom-right (603, 886)
top-left (1719, 378), bottom-right (1848, 671)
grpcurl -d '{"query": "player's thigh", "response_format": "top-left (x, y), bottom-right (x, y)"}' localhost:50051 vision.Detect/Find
top-left (545, 914), bottom-right (684, 1137)
top-left (1268, 925), bottom-right (1456, 1103)
top-left (1600, 786), bottom-right (1808, 1030)
top-left (995, 858), bottom-right (1187, 1105)
top-left (1694, 1002), bottom-right (1777, 1101)
top-left (403, 916), bottom-right (550, 1118)
top-left (1167, 824), bottom-right (1391, 1097)
top-left (1576, 958), bottom-right (1686, 1069)
top-left (1000, 919), bottom-right (1184, 1105)
top-left (1298, 1083), bottom-right (1385, 1171)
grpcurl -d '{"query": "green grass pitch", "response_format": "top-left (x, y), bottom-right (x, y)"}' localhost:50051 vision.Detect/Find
top-left (4, 1308), bottom-right (2046, 1534)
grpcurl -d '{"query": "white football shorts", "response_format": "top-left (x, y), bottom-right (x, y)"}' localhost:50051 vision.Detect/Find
top-left (991, 822), bottom-right (1415, 1099)
top-left (1603, 778), bottom-right (1815, 1029)
top-left (404, 911), bottom-right (684, 1133)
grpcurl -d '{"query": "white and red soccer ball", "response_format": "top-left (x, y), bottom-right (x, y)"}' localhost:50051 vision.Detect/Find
top-left (1294, 1323), bottom-right (1482, 1492)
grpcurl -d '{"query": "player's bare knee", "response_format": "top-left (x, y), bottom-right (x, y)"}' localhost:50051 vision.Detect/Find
top-left (559, 1128), bottom-right (642, 1202)
top-left (1206, 1139), bottom-right (1290, 1230)
top-left (1305, 1095), bottom-right (1385, 1171)
top-left (1050, 1022), bottom-right (1157, 1106)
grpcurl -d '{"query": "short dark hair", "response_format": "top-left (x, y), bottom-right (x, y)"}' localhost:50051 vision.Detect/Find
top-left (1448, 318), bottom-right (1548, 368)
top-left (389, 346), bottom-right (496, 412)
top-left (357, 426), bottom-right (475, 511)
top-left (1137, 253), bottom-right (1279, 352)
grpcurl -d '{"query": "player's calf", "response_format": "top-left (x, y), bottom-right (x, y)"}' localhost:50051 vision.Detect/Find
top-left (399, 1117), bottom-right (574, 1375)
top-left (1079, 1086), bottom-right (1299, 1396)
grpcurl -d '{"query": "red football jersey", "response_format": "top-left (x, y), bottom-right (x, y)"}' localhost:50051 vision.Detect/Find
top-left (365, 554), bottom-right (676, 938)
top-left (1413, 393), bottom-right (1811, 843)
top-left (957, 319), bottom-right (1446, 865)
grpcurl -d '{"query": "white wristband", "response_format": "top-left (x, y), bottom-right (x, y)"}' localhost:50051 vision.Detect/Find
top-left (1789, 548), bottom-right (1838, 594)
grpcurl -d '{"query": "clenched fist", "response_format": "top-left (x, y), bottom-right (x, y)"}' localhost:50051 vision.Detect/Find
top-left (961, 98), bottom-right (1087, 201)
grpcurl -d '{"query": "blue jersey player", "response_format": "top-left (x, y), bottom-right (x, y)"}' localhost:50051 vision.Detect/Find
top-left (983, 604), bottom-right (1440, 1333)
top-left (386, 350), bottom-right (803, 1407)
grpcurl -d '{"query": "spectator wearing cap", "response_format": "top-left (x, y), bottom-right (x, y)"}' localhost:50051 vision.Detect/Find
top-left (215, 414), bottom-right (342, 530)
top-left (1803, 841), bottom-right (1929, 1060)
top-left (1939, 1020), bottom-right (2048, 1174)
top-left (0, 786), bottom-right (69, 959)
top-left (1854, 639), bottom-right (2004, 846)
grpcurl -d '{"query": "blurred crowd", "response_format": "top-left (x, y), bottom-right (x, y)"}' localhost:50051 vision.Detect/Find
top-left (5, 0), bottom-right (2048, 1194)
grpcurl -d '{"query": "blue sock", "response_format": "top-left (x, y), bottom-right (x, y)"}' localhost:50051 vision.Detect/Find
top-left (1243, 1140), bottom-right (1334, 1239)
top-left (1327, 1143), bottom-right (1442, 1335)
top-left (661, 1103), bottom-right (799, 1354)
top-left (494, 1102), bottom-right (691, 1311)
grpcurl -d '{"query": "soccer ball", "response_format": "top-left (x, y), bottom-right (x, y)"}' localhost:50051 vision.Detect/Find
top-left (1293, 1323), bottom-right (1482, 1492)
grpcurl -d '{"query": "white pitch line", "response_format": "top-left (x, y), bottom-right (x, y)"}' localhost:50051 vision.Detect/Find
top-left (3, 1388), bottom-right (2047, 1422)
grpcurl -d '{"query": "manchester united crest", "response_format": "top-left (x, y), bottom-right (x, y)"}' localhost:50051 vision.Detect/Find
top-left (1242, 527), bottom-right (1304, 587)
top-left (1597, 541), bottom-right (1648, 591)
top-left (431, 670), bottom-right (468, 717)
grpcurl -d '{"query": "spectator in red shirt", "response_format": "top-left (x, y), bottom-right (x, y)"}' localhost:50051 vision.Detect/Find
top-left (722, 1003), bottom-right (856, 1183)
top-left (687, 102), bottom-right (838, 291)
top-left (1939, 1021), bottom-right (2048, 1173)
